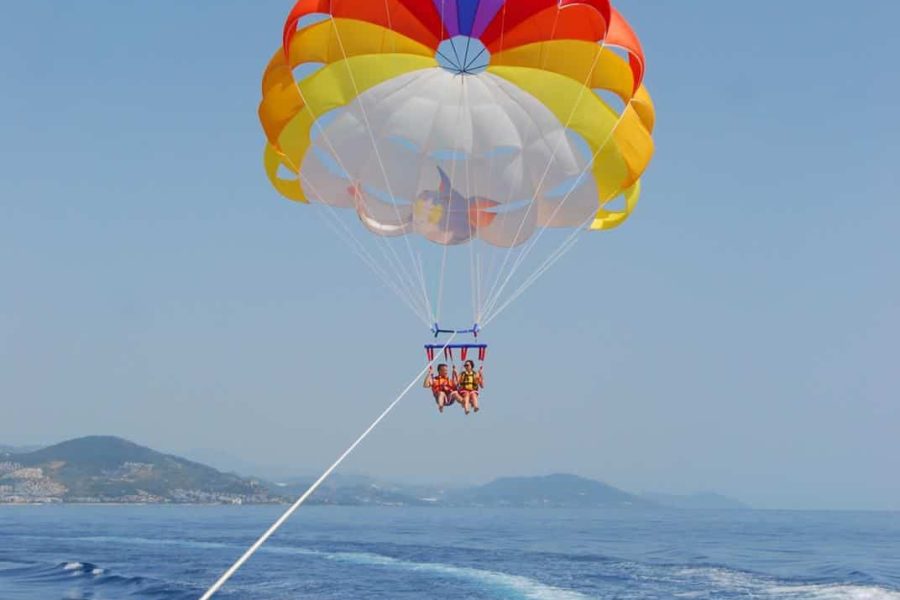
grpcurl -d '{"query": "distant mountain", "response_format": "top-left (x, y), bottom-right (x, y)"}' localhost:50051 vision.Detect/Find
top-left (266, 473), bottom-right (653, 508)
top-left (641, 491), bottom-right (750, 510)
top-left (0, 437), bottom-right (748, 509)
top-left (0, 436), bottom-right (282, 504)
top-left (268, 473), bottom-right (454, 506)
top-left (447, 474), bottom-right (654, 508)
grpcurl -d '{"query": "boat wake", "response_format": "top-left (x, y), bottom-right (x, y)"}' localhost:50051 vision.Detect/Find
top-left (668, 565), bottom-right (900, 600)
top-left (5, 534), bottom-right (899, 599)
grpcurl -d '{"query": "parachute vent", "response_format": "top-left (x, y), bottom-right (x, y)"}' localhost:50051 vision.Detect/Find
top-left (435, 36), bottom-right (490, 75)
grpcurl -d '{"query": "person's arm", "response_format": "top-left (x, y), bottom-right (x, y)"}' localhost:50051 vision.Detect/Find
top-left (478, 368), bottom-right (485, 389)
top-left (423, 367), bottom-right (433, 388)
top-left (451, 366), bottom-right (459, 387)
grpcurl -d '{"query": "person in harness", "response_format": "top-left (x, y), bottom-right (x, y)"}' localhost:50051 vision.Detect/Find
top-left (456, 359), bottom-right (483, 415)
top-left (423, 363), bottom-right (459, 413)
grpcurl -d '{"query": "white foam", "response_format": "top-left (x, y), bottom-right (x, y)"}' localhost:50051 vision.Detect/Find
top-left (91, 567), bottom-right (105, 576)
top-left (674, 566), bottom-right (900, 600)
top-left (279, 547), bottom-right (590, 600)
top-left (768, 583), bottom-right (900, 600)
top-left (51, 534), bottom-right (900, 600)
top-left (52, 535), bottom-right (589, 598)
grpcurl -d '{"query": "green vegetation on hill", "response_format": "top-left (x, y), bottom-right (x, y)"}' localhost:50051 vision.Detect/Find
top-left (1, 436), bottom-right (749, 508)
top-left (1, 436), bottom-right (279, 503)
top-left (447, 473), bottom-right (654, 508)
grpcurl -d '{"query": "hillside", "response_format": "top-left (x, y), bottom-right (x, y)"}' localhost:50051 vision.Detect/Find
top-left (446, 474), bottom-right (654, 508)
top-left (270, 473), bottom-right (653, 508)
top-left (1, 437), bottom-right (749, 508)
top-left (0, 436), bottom-right (280, 504)
top-left (270, 474), bottom-right (447, 507)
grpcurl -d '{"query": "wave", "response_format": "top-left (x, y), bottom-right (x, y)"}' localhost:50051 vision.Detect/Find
top-left (671, 566), bottom-right (900, 600)
top-left (0, 560), bottom-right (133, 584)
top-left (32, 534), bottom-right (589, 599)
top-left (0, 558), bottom-right (198, 599)
top-left (9, 534), bottom-right (899, 599)
top-left (270, 546), bottom-right (591, 600)
top-left (62, 561), bottom-right (105, 575)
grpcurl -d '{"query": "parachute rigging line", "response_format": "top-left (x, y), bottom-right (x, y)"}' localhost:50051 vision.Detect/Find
top-left (292, 89), bottom-right (431, 323)
top-left (327, 14), bottom-right (433, 320)
top-left (479, 44), bottom-right (610, 320)
top-left (286, 36), bottom-right (432, 324)
top-left (263, 0), bottom-right (656, 341)
top-left (301, 167), bottom-right (433, 325)
top-left (482, 90), bottom-right (647, 324)
top-left (197, 334), bottom-right (457, 600)
top-left (433, 73), bottom-right (471, 327)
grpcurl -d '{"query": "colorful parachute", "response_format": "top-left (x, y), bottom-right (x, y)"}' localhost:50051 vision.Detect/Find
top-left (259, 0), bottom-right (655, 329)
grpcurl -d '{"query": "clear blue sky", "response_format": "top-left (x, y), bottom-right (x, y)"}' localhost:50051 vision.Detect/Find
top-left (1, 1), bottom-right (898, 510)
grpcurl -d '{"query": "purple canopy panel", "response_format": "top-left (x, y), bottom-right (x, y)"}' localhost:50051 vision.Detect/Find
top-left (432, 0), bottom-right (461, 37)
top-left (471, 0), bottom-right (506, 39)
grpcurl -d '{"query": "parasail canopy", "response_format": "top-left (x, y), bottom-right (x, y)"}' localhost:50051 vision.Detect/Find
top-left (259, 0), bottom-right (656, 331)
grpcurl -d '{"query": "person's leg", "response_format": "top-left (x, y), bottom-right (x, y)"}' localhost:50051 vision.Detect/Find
top-left (435, 392), bottom-right (446, 412)
top-left (456, 392), bottom-right (470, 415)
top-left (470, 392), bottom-right (479, 412)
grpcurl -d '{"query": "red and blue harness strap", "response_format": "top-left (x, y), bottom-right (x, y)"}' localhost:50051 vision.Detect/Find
top-left (425, 344), bottom-right (487, 362)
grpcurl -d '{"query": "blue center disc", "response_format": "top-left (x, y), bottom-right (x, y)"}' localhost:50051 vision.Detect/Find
top-left (435, 36), bottom-right (490, 75)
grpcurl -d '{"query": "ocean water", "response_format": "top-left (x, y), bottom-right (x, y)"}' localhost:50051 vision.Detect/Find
top-left (0, 505), bottom-right (897, 599)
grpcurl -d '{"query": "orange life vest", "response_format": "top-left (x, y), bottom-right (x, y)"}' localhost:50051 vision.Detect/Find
top-left (431, 375), bottom-right (453, 394)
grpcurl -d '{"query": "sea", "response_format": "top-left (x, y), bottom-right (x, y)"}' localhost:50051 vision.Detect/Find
top-left (0, 505), bottom-right (897, 599)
